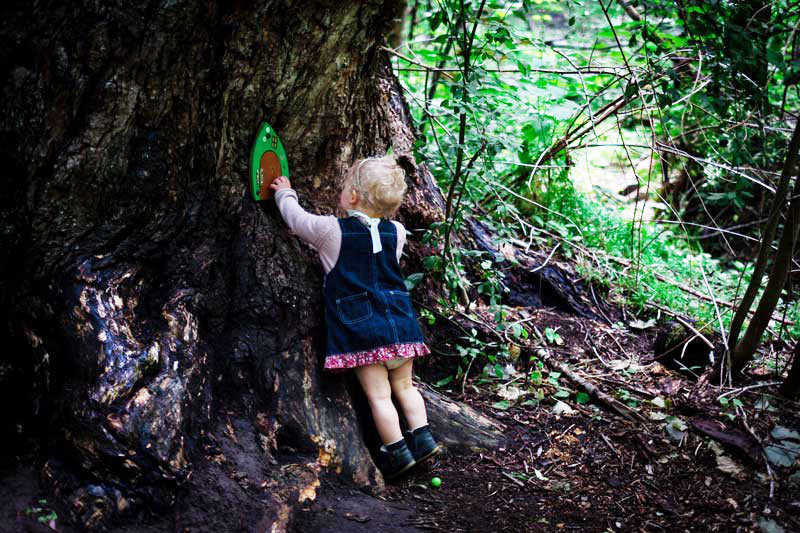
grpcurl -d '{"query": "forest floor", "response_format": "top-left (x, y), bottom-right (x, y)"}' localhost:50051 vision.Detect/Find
top-left (2, 308), bottom-right (799, 532)
top-left (295, 308), bottom-right (800, 533)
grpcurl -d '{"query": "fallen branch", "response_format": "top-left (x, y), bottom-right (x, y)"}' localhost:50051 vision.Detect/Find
top-left (501, 471), bottom-right (526, 488)
top-left (537, 349), bottom-right (648, 423)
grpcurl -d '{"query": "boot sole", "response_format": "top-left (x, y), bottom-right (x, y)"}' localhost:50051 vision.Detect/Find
top-left (383, 459), bottom-right (417, 480)
top-left (414, 444), bottom-right (443, 465)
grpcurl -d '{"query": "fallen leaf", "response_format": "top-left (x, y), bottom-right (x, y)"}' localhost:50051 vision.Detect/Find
top-left (771, 426), bottom-right (800, 442)
top-left (629, 318), bottom-right (656, 330)
top-left (758, 517), bottom-right (786, 533)
top-left (650, 396), bottom-right (667, 408)
top-left (691, 417), bottom-right (760, 461)
top-left (497, 385), bottom-right (525, 402)
top-left (492, 400), bottom-right (511, 411)
top-left (552, 401), bottom-right (575, 415)
top-left (225, 418), bottom-right (238, 444)
top-left (716, 455), bottom-right (745, 478)
top-left (665, 416), bottom-right (688, 442)
top-left (765, 443), bottom-right (799, 467)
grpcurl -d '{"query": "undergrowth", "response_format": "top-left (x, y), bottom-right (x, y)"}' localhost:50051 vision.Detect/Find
top-left (394, 0), bottom-right (800, 381)
top-left (527, 169), bottom-right (800, 342)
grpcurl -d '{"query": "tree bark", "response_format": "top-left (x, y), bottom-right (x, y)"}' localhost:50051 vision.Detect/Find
top-left (780, 342), bottom-right (800, 399)
top-left (731, 166), bottom-right (800, 373)
top-left (728, 119), bottom-right (800, 351)
top-left (780, 343), bottom-right (800, 399)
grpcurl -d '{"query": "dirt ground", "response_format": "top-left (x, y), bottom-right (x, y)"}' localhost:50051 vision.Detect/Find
top-left (296, 413), bottom-right (799, 532)
top-left (3, 308), bottom-right (800, 532)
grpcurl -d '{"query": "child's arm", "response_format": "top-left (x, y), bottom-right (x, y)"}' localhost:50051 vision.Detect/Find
top-left (271, 177), bottom-right (338, 252)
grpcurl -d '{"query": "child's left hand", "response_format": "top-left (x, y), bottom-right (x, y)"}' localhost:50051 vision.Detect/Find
top-left (270, 176), bottom-right (292, 192)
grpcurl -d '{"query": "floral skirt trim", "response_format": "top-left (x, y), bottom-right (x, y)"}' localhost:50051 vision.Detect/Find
top-left (324, 342), bottom-right (430, 371)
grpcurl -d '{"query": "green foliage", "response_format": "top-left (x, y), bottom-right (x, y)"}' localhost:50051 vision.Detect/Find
top-left (24, 500), bottom-right (58, 526)
top-left (543, 327), bottom-right (563, 345)
top-left (396, 0), bottom-right (800, 382)
top-left (717, 395), bottom-right (746, 421)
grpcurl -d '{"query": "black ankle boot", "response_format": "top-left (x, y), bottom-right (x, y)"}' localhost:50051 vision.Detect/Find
top-left (404, 425), bottom-right (442, 463)
top-left (375, 440), bottom-right (416, 479)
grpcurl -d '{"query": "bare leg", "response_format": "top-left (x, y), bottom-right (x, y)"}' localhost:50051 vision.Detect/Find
top-left (388, 359), bottom-right (427, 430)
top-left (354, 363), bottom-right (403, 445)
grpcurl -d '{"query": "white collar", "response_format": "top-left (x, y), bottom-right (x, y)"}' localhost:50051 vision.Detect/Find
top-left (347, 209), bottom-right (383, 253)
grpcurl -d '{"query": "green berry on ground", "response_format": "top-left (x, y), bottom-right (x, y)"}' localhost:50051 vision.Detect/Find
top-left (431, 477), bottom-right (442, 488)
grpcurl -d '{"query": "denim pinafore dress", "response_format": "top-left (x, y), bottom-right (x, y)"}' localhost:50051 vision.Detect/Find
top-left (322, 216), bottom-right (430, 370)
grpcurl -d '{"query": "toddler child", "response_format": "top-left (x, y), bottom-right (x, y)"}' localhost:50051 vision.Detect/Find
top-left (270, 155), bottom-right (442, 479)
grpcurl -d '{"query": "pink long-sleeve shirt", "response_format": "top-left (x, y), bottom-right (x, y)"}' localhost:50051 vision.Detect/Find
top-left (274, 188), bottom-right (408, 272)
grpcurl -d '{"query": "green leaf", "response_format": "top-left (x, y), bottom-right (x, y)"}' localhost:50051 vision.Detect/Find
top-left (434, 375), bottom-right (454, 388)
top-left (493, 400), bottom-right (511, 410)
top-left (664, 416), bottom-right (687, 442)
top-left (544, 327), bottom-right (563, 345)
top-left (423, 256), bottom-right (442, 271)
top-left (576, 392), bottom-right (590, 404)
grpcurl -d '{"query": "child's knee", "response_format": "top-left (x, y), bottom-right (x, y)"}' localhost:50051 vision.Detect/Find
top-left (364, 384), bottom-right (393, 404)
top-left (390, 376), bottom-right (415, 396)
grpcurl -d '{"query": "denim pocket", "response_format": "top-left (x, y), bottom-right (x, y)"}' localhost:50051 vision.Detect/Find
top-left (337, 292), bottom-right (372, 324)
top-left (387, 290), bottom-right (414, 318)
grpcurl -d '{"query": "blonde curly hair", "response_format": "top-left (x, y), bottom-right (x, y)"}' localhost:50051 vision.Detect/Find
top-left (345, 155), bottom-right (407, 217)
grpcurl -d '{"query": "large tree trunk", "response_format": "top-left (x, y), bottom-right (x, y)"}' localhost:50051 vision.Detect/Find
top-left (0, 1), bottom-right (507, 530)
